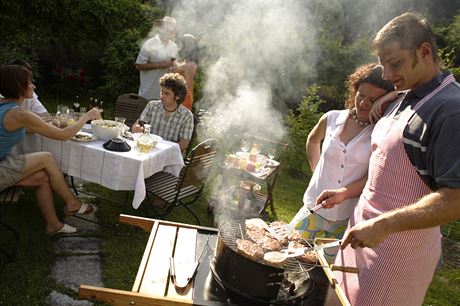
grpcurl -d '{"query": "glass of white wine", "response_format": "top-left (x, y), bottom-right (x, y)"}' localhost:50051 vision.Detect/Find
top-left (240, 139), bottom-right (249, 154)
top-left (268, 147), bottom-right (276, 160)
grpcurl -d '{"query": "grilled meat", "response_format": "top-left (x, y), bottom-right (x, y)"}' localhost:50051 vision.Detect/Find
top-left (288, 241), bottom-right (318, 264)
top-left (236, 239), bottom-right (264, 260)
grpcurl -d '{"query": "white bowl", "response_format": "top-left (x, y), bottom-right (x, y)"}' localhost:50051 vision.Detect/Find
top-left (91, 119), bottom-right (122, 141)
top-left (132, 132), bottom-right (163, 149)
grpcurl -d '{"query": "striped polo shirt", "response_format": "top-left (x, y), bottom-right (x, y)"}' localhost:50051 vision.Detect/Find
top-left (139, 100), bottom-right (194, 143)
top-left (396, 71), bottom-right (460, 190)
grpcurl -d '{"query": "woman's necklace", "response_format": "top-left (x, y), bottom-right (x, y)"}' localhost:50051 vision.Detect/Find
top-left (349, 108), bottom-right (369, 126)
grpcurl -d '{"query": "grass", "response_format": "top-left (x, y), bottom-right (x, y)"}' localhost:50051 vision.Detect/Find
top-left (1, 166), bottom-right (459, 305)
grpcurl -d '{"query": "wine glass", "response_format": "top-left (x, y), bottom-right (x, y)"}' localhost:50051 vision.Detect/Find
top-left (115, 117), bottom-right (126, 138)
top-left (240, 139), bottom-right (249, 154)
top-left (268, 147), bottom-right (276, 160)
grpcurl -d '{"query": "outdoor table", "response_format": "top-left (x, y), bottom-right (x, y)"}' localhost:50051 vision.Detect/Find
top-left (12, 127), bottom-right (184, 209)
top-left (218, 158), bottom-right (281, 215)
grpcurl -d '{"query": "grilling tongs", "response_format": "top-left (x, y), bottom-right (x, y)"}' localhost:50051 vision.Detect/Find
top-left (170, 235), bottom-right (210, 289)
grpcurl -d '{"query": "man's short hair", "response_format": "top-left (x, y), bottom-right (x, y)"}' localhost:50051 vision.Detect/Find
top-left (372, 12), bottom-right (438, 62)
top-left (0, 65), bottom-right (32, 99)
top-left (160, 73), bottom-right (188, 104)
top-left (158, 16), bottom-right (176, 33)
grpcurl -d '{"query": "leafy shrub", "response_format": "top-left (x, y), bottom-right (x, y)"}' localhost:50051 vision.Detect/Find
top-left (284, 86), bottom-right (324, 177)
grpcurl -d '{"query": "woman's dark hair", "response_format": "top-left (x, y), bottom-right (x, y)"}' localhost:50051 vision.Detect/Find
top-left (345, 63), bottom-right (394, 109)
top-left (0, 65), bottom-right (32, 99)
top-left (179, 34), bottom-right (199, 62)
top-left (159, 73), bottom-right (188, 104)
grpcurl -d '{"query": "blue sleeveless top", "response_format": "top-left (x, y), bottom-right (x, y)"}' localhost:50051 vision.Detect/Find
top-left (0, 102), bottom-right (25, 160)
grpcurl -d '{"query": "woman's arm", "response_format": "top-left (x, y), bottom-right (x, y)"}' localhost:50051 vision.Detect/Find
top-left (306, 113), bottom-right (328, 172)
top-left (315, 175), bottom-right (368, 208)
top-left (369, 91), bottom-right (403, 123)
top-left (5, 108), bottom-right (101, 141)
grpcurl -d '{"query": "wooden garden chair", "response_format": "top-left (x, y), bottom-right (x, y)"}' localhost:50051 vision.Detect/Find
top-left (144, 138), bottom-right (218, 225)
top-left (114, 93), bottom-right (148, 127)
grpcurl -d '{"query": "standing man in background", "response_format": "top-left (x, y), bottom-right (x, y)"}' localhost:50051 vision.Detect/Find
top-left (135, 16), bottom-right (178, 101)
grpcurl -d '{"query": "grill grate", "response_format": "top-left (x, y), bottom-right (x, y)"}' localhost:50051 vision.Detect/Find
top-left (219, 220), bottom-right (318, 273)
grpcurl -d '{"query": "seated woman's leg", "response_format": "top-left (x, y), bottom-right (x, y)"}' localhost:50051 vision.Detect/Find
top-left (16, 152), bottom-right (90, 214)
top-left (15, 170), bottom-right (63, 234)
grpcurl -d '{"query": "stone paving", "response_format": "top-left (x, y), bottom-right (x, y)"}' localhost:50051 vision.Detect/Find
top-left (47, 194), bottom-right (103, 306)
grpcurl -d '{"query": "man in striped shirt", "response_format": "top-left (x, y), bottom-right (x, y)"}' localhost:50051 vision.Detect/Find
top-left (321, 13), bottom-right (460, 305)
top-left (132, 73), bottom-right (194, 151)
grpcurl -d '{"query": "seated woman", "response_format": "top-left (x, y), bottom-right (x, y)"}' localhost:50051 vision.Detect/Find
top-left (0, 65), bottom-right (101, 235)
top-left (290, 63), bottom-right (397, 260)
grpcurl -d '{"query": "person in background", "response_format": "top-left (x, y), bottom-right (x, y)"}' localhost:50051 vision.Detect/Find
top-left (135, 16), bottom-right (178, 101)
top-left (0, 65), bottom-right (101, 235)
top-left (132, 73), bottom-right (193, 152)
top-left (4, 59), bottom-right (49, 119)
top-left (175, 34), bottom-right (198, 111)
top-left (290, 63), bottom-right (396, 261)
top-left (324, 12), bottom-right (460, 305)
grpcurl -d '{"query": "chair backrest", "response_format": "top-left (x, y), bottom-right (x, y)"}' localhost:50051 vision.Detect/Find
top-left (114, 94), bottom-right (148, 127)
top-left (177, 138), bottom-right (218, 189)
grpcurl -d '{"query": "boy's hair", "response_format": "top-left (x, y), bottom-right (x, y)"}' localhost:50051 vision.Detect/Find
top-left (159, 73), bottom-right (188, 104)
top-left (345, 63), bottom-right (394, 109)
top-left (0, 65), bottom-right (32, 99)
top-left (372, 12), bottom-right (438, 62)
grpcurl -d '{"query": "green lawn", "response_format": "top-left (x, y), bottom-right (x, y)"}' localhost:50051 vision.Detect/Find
top-left (0, 171), bottom-right (459, 305)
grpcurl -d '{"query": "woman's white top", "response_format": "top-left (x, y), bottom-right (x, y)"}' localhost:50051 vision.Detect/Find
top-left (300, 110), bottom-right (373, 222)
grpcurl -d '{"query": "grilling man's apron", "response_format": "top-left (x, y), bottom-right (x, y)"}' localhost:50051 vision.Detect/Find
top-left (334, 75), bottom-right (454, 305)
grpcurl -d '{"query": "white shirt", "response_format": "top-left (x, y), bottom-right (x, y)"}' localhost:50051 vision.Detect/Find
top-left (21, 92), bottom-right (47, 114)
top-left (136, 34), bottom-right (178, 101)
top-left (300, 110), bottom-right (373, 222)
top-left (0, 92), bottom-right (47, 115)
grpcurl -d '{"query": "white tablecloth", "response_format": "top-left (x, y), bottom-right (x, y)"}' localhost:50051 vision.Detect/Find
top-left (13, 131), bottom-right (184, 209)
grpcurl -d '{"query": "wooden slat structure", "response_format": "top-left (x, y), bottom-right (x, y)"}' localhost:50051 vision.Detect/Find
top-left (114, 93), bottom-right (148, 127)
top-left (79, 215), bottom-right (216, 306)
top-left (0, 187), bottom-right (22, 204)
top-left (144, 139), bottom-right (218, 225)
top-left (0, 187), bottom-right (22, 262)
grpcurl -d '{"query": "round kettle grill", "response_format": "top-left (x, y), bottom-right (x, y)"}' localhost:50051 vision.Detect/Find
top-left (210, 220), bottom-right (315, 304)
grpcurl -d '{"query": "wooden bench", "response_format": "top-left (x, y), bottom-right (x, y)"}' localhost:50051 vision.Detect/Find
top-left (0, 187), bottom-right (23, 262)
top-left (0, 187), bottom-right (22, 205)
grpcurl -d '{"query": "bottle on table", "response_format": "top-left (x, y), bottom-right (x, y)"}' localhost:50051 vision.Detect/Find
top-left (249, 142), bottom-right (260, 162)
top-left (136, 124), bottom-right (154, 153)
top-left (72, 96), bottom-right (80, 112)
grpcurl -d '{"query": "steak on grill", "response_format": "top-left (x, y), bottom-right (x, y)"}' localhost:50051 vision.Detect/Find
top-left (288, 241), bottom-right (318, 264)
top-left (246, 228), bottom-right (283, 251)
top-left (236, 239), bottom-right (264, 260)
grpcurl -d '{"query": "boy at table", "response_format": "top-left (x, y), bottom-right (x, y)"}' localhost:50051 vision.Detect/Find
top-left (132, 73), bottom-right (194, 152)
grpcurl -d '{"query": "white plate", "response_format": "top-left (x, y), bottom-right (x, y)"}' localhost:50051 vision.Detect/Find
top-left (266, 159), bottom-right (279, 167)
top-left (71, 131), bottom-right (96, 142)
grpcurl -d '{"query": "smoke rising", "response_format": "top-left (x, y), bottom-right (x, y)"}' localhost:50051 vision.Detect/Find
top-left (172, 0), bottom-right (319, 142)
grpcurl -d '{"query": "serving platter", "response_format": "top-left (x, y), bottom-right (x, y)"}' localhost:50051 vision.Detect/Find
top-left (71, 131), bottom-right (96, 142)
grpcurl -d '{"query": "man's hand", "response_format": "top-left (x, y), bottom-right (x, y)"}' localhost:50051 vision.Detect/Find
top-left (316, 187), bottom-right (348, 208)
top-left (131, 122), bottom-right (144, 133)
top-left (341, 217), bottom-right (390, 249)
